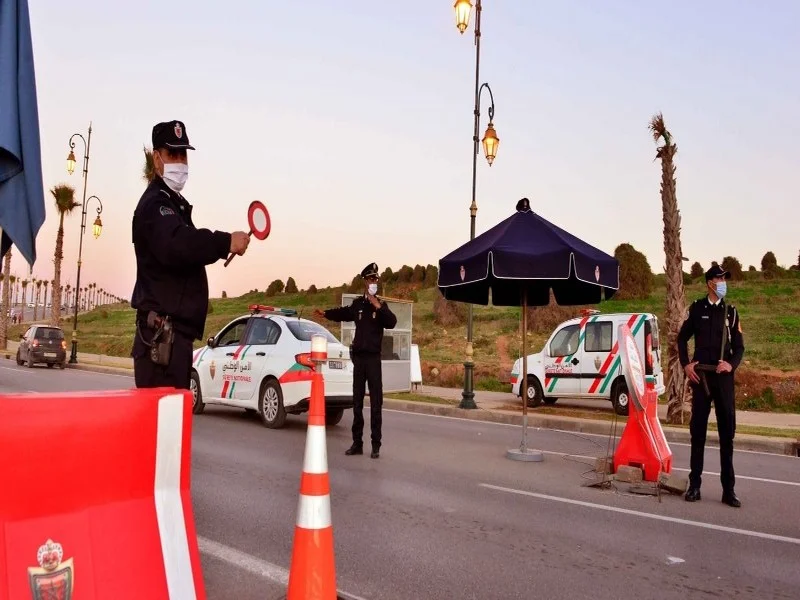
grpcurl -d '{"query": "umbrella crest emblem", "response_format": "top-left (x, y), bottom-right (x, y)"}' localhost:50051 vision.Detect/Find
top-left (460, 266), bottom-right (465, 281)
top-left (595, 266), bottom-right (600, 282)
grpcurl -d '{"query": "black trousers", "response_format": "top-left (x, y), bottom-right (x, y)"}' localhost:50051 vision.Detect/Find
top-left (689, 372), bottom-right (736, 493)
top-left (131, 324), bottom-right (194, 390)
top-left (352, 353), bottom-right (383, 448)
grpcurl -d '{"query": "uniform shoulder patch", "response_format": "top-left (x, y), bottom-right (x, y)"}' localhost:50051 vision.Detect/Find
top-left (159, 205), bottom-right (176, 216)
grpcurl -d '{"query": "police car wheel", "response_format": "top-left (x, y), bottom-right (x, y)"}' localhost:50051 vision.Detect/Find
top-left (525, 377), bottom-right (544, 408)
top-left (325, 408), bottom-right (344, 426)
top-left (259, 379), bottom-right (286, 429)
top-left (612, 380), bottom-right (630, 416)
top-left (190, 371), bottom-right (205, 414)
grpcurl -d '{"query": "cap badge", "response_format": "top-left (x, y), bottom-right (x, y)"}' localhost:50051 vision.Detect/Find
top-left (174, 122), bottom-right (183, 139)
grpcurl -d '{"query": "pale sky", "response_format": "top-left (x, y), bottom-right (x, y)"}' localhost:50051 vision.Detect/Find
top-left (18, 0), bottom-right (800, 299)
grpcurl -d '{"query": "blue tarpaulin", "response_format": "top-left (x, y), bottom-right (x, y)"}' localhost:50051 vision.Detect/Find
top-left (0, 0), bottom-right (46, 266)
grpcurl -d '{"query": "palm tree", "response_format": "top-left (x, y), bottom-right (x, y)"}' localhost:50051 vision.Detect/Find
top-left (50, 184), bottom-right (79, 326)
top-left (0, 249), bottom-right (10, 348)
top-left (43, 280), bottom-right (50, 315)
top-left (649, 113), bottom-right (692, 424)
top-left (34, 279), bottom-right (42, 321)
top-left (143, 147), bottom-right (155, 183)
top-left (21, 279), bottom-right (28, 313)
top-left (10, 275), bottom-right (17, 307)
top-left (65, 284), bottom-right (71, 311)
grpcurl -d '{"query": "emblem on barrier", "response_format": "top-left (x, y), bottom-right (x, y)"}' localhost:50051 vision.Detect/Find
top-left (27, 539), bottom-right (74, 600)
top-left (210, 360), bottom-right (217, 380)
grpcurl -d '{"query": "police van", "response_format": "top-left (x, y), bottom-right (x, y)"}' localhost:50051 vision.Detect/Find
top-left (510, 310), bottom-right (664, 415)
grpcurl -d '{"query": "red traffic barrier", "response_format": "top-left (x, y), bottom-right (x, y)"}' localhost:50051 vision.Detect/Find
top-left (613, 325), bottom-right (673, 482)
top-left (0, 387), bottom-right (205, 600)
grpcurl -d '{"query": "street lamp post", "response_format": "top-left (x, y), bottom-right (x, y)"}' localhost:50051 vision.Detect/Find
top-left (454, 0), bottom-right (500, 409)
top-left (66, 123), bottom-right (103, 363)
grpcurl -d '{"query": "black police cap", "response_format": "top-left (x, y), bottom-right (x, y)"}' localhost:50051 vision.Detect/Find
top-left (705, 264), bottom-right (731, 281)
top-left (152, 120), bottom-right (195, 151)
top-left (360, 263), bottom-right (379, 279)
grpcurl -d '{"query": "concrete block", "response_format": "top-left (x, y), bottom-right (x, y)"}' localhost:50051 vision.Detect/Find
top-left (614, 465), bottom-right (643, 484)
top-left (595, 456), bottom-right (614, 475)
top-left (658, 471), bottom-right (689, 495)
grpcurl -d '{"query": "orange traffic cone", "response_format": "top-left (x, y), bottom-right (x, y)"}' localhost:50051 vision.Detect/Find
top-left (286, 367), bottom-right (338, 599)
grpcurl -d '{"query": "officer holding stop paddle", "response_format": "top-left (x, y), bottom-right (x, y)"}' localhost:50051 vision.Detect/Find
top-left (131, 120), bottom-right (250, 390)
top-left (678, 264), bottom-right (745, 508)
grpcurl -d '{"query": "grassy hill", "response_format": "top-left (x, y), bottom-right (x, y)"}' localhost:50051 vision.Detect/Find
top-left (9, 272), bottom-right (799, 411)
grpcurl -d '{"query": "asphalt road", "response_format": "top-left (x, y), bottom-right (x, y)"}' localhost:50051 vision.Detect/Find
top-left (2, 362), bottom-right (799, 600)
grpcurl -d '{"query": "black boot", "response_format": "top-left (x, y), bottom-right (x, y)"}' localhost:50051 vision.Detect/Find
top-left (345, 443), bottom-right (363, 456)
top-left (685, 487), bottom-right (701, 502)
top-left (370, 445), bottom-right (380, 459)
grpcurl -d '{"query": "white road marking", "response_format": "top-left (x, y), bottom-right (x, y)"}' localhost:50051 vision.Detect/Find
top-left (666, 556), bottom-right (685, 565)
top-left (197, 536), bottom-right (369, 600)
top-left (480, 483), bottom-right (800, 546)
top-left (0, 363), bottom-right (133, 379)
top-left (384, 408), bottom-right (799, 458)
top-left (543, 449), bottom-right (800, 488)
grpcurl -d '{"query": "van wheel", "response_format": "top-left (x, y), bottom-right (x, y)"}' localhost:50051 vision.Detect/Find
top-left (524, 377), bottom-right (544, 408)
top-left (611, 379), bottom-right (630, 416)
top-left (543, 397), bottom-right (558, 405)
top-left (259, 379), bottom-right (286, 429)
top-left (190, 371), bottom-right (205, 415)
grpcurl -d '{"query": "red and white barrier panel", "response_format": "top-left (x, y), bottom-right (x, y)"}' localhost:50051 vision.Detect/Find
top-left (0, 387), bottom-right (205, 600)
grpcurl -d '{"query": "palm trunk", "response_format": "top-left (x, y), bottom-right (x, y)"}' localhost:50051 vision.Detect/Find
top-left (657, 134), bottom-right (692, 424)
top-left (0, 250), bottom-right (11, 349)
top-left (51, 216), bottom-right (65, 326)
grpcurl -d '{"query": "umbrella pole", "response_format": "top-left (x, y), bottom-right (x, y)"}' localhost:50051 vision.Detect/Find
top-left (522, 289), bottom-right (528, 451)
top-left (506, 287), bottom-right (543, 462)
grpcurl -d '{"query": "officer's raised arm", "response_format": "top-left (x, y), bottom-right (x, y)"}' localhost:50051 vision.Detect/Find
top-left (319, 304), bottom-right (356, 323)
top-left (140, 198), bottom-right (232, 267)
top-left (378, 301), bottom-right (397, 329)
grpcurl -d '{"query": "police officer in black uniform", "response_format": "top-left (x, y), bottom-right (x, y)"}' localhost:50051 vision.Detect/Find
top-left (131, 120), bottom-right (250, 390)
top-left (678, 264), bottom-right (745, 507)
top-left (315, 263), bottom-right (397, 458)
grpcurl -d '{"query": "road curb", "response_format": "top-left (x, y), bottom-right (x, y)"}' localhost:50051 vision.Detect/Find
top-left (381, 398), bottom-right (798, 457)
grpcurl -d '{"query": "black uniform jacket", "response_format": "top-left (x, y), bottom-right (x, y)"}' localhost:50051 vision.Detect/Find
top-left (324, 296), bottom-right (397, 355)
top-left (131, 175), bottom-right (231, 340)
top-left (677, 296), bottom-right (744, 370)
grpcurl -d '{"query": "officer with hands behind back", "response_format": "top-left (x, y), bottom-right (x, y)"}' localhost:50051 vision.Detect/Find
top-left (315, 263), bottom-right (397, 459)
top-left (131, 120), bottom-right (251, 390)
top-left (678, 263), bottom-right (745, 508)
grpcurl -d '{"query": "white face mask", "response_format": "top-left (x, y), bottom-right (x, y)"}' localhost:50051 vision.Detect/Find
top-left (368, 283), bottom-right (378, 296)
top-left (158, 156), bottom-right (188, 193)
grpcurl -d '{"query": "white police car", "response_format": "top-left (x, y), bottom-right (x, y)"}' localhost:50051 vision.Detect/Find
top-left (190, 305), bottom-right (354, 428)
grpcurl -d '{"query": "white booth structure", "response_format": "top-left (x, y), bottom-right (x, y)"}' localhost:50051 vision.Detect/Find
top-left (339, 294), bottom-right (414, 393)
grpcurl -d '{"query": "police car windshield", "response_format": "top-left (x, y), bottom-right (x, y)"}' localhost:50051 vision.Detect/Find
top-left (286, 320), bottom-right (339, 344)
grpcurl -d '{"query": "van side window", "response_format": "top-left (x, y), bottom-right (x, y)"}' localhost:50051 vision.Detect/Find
top-left (585, 322), bottom-right (612, 352)
top-left (550, 325), bottom-right (580, 357)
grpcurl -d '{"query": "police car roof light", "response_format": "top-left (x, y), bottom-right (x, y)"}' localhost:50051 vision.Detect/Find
top-left (248, 304), bottom-right (298, 316)
top-left (580, 309), bottom-right (601, 317)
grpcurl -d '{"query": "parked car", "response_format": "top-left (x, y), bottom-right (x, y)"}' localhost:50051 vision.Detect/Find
top-left (16, 324), bottom-right (67, 369)
top-left (190, 305), bottom-right (354, 428)
top-left (510, 310), bottom-right (664, 416)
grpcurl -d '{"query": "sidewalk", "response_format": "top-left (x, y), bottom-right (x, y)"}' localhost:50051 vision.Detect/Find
top-left (3, 342), bottom-right (798, 456)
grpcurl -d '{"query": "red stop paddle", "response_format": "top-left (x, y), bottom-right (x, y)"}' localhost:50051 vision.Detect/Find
top-left (225, 200), bottom-right (271, 267)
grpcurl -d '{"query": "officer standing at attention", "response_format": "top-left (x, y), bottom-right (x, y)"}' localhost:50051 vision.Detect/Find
top-left (678, 264), bottom-right (744, 507)
top-left (131, 120), bottom-right (250, 389)
top-left (315, 263), bottom-right (397, 458)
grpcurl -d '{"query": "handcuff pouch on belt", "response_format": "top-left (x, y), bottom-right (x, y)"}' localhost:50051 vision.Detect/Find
top-left (137, 311), bottom-right (175, 366)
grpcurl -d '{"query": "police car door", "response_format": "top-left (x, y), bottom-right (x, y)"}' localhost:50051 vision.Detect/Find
top-left (235, 317), bottom-right (281, 406)
top-left (206, 317), bottom-right (250, 403)
top-left (542, 323), bottom-right (581, 397)
top-left (581, 319), bottom-right (613, 397)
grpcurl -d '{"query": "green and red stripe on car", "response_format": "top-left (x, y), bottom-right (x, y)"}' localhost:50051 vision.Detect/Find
top-left (544, 315), bottom-right (595, 393)
top-left (586, 313), bottom-right (648, 395)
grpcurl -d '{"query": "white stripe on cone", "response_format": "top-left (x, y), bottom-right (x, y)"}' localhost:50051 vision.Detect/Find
top-left (155, 393), bottom-right (198, 599)
top-left (303, 425), bottom-right (329, 474)
top-left (296, 493), bottom-right (333, 529)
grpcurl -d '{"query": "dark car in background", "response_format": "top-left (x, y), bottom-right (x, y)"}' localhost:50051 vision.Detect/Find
top-left (17, 324), bottom-right (67, 369)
